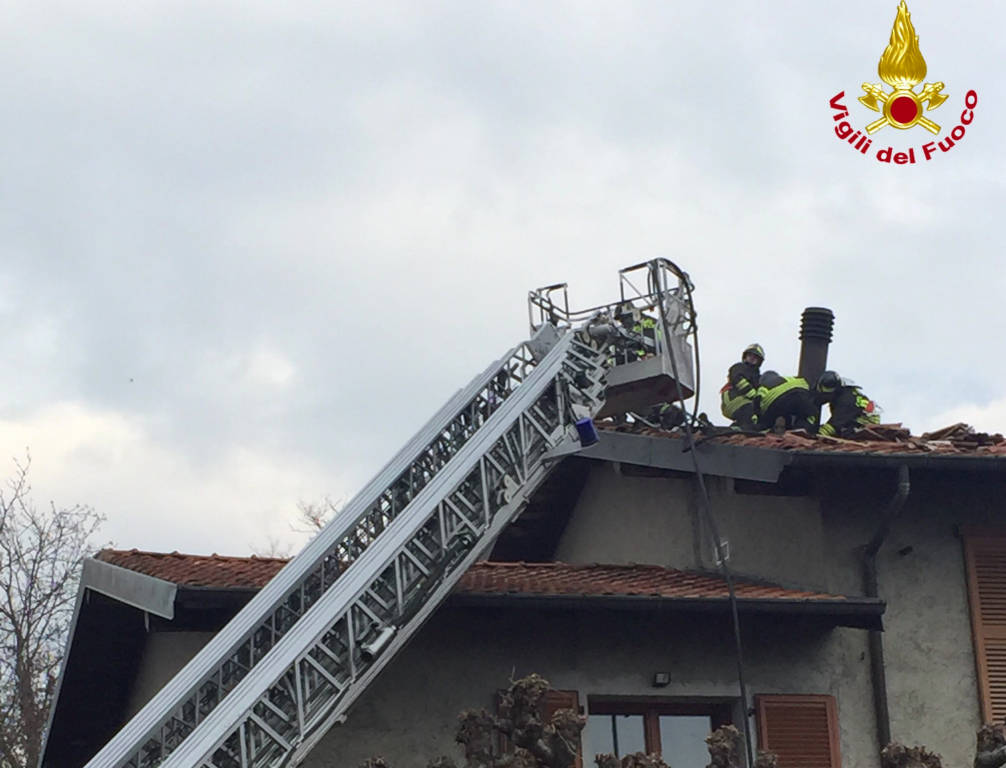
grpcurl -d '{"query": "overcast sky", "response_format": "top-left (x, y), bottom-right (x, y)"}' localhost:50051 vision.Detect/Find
top-left (1, 0), bottom-right (1002, 555)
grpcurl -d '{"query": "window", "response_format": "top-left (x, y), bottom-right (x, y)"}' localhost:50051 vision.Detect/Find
top-left (756, 694), bottom-right (840, 768)
top-left (582, 699), bottom-right (732, 768)
top-left (963, 529), bottom-right (1006, 723)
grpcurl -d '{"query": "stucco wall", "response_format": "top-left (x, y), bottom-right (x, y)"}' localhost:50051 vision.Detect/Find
top-left (550, 462), bottom-right (990, 766)
top-left (554, 464), bottom-right (827, 590)
top-left (301, 606), bottom-right (876, 768)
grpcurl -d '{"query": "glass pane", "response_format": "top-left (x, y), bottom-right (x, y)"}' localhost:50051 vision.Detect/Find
top-left (583, 715), bottom-right (614, 762)
top-left (614, 714), bottom-right (646, 756)
top-left (583, 714), bottom-right (646, 759)
top-left (659, 715), bottom-right (712, 768)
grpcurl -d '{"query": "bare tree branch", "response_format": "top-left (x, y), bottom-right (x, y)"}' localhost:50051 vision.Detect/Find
top-left (0, 452), bottom-right (103, 768)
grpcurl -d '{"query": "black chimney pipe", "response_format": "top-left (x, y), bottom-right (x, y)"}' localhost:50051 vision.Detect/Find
top-left (797, 307), bottom-right (835, 386)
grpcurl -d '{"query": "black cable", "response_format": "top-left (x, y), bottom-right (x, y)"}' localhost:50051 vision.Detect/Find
top-left (681, 275), bottom-right (702, 424)
top-left (653, 261), bottom-right (755, 767)
top-left (648, 261), bottom-right (702, 422)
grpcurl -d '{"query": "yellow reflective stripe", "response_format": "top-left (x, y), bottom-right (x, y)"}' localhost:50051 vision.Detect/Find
top-left (759, 378), bottom-right (809, 411)
top-left (820, 423), bottom-right (836, 436)
top-left (721, 391), bottom-right (754, 417)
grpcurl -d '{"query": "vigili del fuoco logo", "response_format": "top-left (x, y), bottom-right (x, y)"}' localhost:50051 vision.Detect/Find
top-left (829, 0), bottom-right (977, 164)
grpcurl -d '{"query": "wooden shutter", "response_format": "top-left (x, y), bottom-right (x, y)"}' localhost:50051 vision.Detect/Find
top-left (756, 694), bottom-right (840, 768)
top-left (543, 689), bottom-right (580, 719)
top-left (543, 690), bottom-right (582, 768)
top-left (964, 531), bottom-right (1006, 723)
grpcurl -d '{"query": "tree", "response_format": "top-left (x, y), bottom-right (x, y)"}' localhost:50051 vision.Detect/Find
top-left (0, 452), bottom-right (103, 768)
top-left (295, 495), bottom-right (343, 536)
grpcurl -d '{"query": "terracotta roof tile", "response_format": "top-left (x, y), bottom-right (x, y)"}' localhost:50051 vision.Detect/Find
top-left (95, 549), bottom-right (849, 603)
top-left (455, 561), bottom-right (847, 601)
top-left (96, 549), bottom-right (288, 589)
top-left (598, 421), bottom-right (1006, 458)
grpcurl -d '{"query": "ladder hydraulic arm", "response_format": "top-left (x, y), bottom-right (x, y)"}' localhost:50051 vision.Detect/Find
top-left (83, 323), bottom-right (608, 768)
top-left (80, 258), bottom-right (697, 768)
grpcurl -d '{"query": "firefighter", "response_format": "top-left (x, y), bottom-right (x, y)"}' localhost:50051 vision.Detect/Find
top-left (755, 371), bottom-right (818, 432)
top-left (815, 371), bottom-right (881, 437)
top-left (611, 304), bottom-right (642, 365)
top-left (720, 343), bottom-right (764, 428)
top-left (612, 305), bottom-right (658, 364)
top-left (649, 401), bottom-right (685, 430)
top-left (632, 312), bottom-right (658, 357)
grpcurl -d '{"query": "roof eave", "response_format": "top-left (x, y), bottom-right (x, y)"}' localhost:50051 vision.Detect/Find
top-left (448, 591), bottom-right (885, 630)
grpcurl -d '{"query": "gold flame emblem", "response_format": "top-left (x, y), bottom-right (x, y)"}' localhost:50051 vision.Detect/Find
top-left (859, 0), bottom-right (948, 134)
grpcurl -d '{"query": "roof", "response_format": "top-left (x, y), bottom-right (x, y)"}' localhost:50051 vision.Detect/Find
top-left (599, 420), bottom-right (1006, 458)
top-left (457, 560), bottom-right (846, 601)
top-left (94, 549), bottom-right (869, 607)
top-left (97, 549), bottom-right (288, 589)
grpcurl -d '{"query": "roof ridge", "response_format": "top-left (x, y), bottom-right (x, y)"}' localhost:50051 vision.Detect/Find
top-left (98, 548), bottom-right (292, 563)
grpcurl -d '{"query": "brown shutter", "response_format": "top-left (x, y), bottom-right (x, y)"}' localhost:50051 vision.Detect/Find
top-left (543, 690), bottom-right (582, 768)
top-left (963, 531), bottom-right (1006, 723)
top-left (543, 689), bottom-right (580, 719)
top-left (756, 694), bottom-right (840, 768)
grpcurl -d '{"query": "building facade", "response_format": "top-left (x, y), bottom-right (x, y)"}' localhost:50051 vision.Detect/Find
top-left (42, 425), bottom-right (1006, 768)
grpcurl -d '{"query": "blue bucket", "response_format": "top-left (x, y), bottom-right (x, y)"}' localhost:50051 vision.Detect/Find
top-left (575, 417), bottom-right (599, 447)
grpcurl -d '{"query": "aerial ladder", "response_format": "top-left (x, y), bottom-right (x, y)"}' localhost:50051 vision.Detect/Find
top-left (81, 260), bottom-right (695, 768)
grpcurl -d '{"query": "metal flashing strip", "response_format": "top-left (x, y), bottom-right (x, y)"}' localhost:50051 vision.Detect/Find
top-left (582, 429), bottom-right (1006, 478)
top-left (82, 557), bottom-right (177, 620)
top-left (578, 430), bottom-right (789, 482)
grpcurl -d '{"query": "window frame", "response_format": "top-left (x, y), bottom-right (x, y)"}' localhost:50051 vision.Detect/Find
top-left (585, 696), bottom-right (734, 758)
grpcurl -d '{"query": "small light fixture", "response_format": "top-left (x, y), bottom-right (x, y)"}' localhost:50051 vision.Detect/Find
top-left (652, 672), bottom-right (670, 688)
top-left (360, 623), bottom-right (397, 662)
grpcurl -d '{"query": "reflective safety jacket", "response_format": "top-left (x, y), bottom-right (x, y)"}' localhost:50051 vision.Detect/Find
top-left (755, 373), bottom-right (818, 432)
top-left (632, 316), bottom-right (657, 334)
top-left (758, 373), bottom-right (810, 411)
top-left (631, 316), bottom-right (659, 357)
top-left (819, 387), bottom-right (880, 437)
top-left (720, 361), bottom-right (761, 419)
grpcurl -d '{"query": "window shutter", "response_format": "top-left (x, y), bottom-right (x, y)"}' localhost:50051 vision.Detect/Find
top-left (756, 694), bottom-right (840, 768)
top-left (543, 689), bottom-right (580, 719)
top-left (543, 690), bottom-right (582, 768)
top-left (964, 531), bottom-right (1006, 723)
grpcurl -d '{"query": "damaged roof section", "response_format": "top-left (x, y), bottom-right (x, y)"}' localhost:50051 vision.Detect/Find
top-left (581, 421), bottom-right (1006, 479)
top-left (699, 422), bottom-right (1006, 456)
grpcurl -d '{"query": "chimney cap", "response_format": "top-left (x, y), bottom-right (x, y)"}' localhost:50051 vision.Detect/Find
top-left (799, 307), bottom-right (835, 342)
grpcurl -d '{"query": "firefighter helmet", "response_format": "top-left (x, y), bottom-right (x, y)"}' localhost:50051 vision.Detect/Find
top-left (816, 370), bottom-right (842, 394)
top-left (742, 343), bottom-right (764, 363)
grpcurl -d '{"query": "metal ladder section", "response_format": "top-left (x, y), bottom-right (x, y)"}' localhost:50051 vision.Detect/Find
top-left (85, 322), bottom-right (609, 768)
